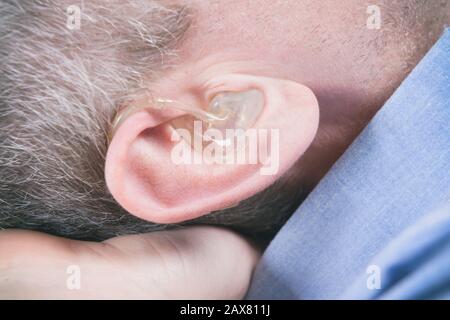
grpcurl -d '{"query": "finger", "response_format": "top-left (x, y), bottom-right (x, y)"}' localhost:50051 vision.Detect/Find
top-left (0, 227), bottom-right (260, 299)
top-left (103, 226), bottom-right (261, 299)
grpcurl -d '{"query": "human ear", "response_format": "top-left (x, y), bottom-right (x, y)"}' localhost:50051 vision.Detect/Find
top-left (105, 73), bottom-right (319, 224)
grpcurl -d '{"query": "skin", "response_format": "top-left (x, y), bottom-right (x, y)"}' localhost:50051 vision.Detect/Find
top-left (178, 0), bottom-right (445, 188)
top-left (0, 0), bottom-right (447, 298)
top-left (105, 0), bottom-right (445, 224)
top-left (0, 227), bottom-right (258, 299)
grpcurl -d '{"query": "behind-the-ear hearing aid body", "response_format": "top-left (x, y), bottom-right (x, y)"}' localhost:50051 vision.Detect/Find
top-left (110, 89), bottom-right (264, 145)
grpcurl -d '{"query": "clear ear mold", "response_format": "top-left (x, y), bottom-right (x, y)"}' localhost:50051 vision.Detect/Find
top-left (110, 89), bottom-right (264, 147)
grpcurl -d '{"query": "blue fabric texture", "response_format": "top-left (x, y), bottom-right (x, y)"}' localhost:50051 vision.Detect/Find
top-left (246, 28), bottom-right (450, 300)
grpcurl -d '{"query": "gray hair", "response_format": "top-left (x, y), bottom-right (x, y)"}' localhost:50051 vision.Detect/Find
top-left (0, 0), bottom-right (305, 241)
top-left (0, 0), bottom-right (190, 239)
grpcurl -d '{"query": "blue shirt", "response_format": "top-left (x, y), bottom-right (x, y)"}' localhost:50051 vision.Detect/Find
top-left (246, 28), bottom-right (450, 300)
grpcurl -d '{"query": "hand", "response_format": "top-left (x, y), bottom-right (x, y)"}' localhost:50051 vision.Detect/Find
top-left (0, 226), bottom-right (259, 299)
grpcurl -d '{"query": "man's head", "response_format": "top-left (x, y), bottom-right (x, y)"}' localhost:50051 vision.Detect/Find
top-left (0, 0), bottom-right (448, 240)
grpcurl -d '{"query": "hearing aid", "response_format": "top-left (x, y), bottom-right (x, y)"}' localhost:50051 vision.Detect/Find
top-left (110, 89), bottom-right (264, 145)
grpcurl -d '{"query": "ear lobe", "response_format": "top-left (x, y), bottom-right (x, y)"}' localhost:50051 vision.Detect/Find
top-left (105, 76), bottom-right (319, 224)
